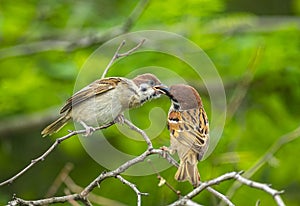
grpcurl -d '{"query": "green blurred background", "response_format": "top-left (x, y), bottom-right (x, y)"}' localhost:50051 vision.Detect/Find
top-left (1, 0), bottom-right (300, 205)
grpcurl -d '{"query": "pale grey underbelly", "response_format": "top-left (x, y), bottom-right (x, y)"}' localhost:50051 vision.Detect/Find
top-left (70, 93), bottom-right (123, 126)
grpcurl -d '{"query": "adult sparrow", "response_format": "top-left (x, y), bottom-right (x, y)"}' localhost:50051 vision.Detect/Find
top-left (41, 73), bottom-right (162, 137)
top-left (154, 84), bottom-right (209, 187)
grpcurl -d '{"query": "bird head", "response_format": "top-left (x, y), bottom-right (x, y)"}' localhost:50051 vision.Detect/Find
top-left (154, 84), bottom-right (202, 110)
top-left (132, 73), bottom-right (163, 104)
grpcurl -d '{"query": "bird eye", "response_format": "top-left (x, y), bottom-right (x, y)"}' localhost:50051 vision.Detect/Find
top-left (140, 84), bottom-right (148, 92)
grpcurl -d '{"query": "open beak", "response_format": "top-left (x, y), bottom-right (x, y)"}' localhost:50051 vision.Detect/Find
top-left (153, 85), bottom-right (170, 95)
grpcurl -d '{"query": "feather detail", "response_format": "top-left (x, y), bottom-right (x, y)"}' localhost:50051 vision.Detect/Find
top-left (174, 151), bottom-right (200, 187)
top-left (164, 84), bottom-right (209, 187)
top-left (60, 78), bottom-right (121, 114)
top-left (41, 115), bottom-right (71, 137)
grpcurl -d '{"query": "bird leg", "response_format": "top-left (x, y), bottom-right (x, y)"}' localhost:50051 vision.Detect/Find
top-left (160, 146), bottom-right (176, 158)
top-left (79, 121), bottom-right (96, 136)
top-left (114, 114), bottom-right (125, 124)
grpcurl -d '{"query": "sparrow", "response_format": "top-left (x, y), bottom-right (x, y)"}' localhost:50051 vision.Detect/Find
top-left (154, 84), bottom-right (209, 187)
top-left (41, 73), bottom-right (162, 137)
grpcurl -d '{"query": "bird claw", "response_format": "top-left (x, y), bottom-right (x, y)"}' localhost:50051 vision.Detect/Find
top-left (84, 126), bottom-right (96, 137)
top-left (79, 121), bottom-right (96, 137)
top-left (160, 146), bottom-right (174, 158)
top-left (114, 114), bottom-right (125, 124)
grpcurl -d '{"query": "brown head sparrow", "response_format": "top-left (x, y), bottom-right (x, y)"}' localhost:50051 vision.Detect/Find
top-left (154, 84), bottom-right (209, 187)
top-left (41, 73), bottom-right (162, 137)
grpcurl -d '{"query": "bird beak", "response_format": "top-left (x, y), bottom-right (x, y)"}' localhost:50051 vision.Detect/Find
top-left (153, 85), bottom-right (170, 95)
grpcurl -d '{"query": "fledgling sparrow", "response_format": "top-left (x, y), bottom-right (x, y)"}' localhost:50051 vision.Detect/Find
top-left (41, 73), bottom-right (162, 137)
top-left (154, 84), bottom-right (209, 187)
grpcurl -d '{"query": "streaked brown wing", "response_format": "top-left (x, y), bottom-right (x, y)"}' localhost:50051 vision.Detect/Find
top-left (168, 108), bottom-right (209, 155)
top-left (60, 77), bottom-right (122, 114)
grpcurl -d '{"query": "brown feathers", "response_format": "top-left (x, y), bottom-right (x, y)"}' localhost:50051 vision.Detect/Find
top-left (155, 84), bottom-right (209, 187)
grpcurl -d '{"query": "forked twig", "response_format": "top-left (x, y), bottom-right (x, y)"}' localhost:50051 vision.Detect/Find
top-left (222, 126), bottom-right (300, 205)
top-left (170, 171), bottom-right (285, 206)
top-left (116, 175), bottom-right (148, 206)
top-left (101, 39), bottom-right (146, 78)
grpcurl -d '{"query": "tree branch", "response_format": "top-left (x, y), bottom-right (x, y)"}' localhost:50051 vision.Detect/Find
top-left (101, 39), bottom-right (145, 78)
top-left (206, 187), bottom-right (234, 206)
top-left (170, 171), bottom-right (285, 206)
top-left (0, 122), bottom-right (113, 187)
top-left (223, 126), bottom-right (300, 205)
top-left (123, 118), bottom-right (153, 149)
top-left (116, 175), bottom-right (148, 206)
top-left (63, 175), bottom-right (127, 206)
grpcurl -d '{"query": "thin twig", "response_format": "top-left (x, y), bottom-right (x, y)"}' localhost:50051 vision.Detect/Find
top-left (101, 40), bottom-right (125, 78)
top-left (63, 176), bottom-right (126, 206)
top-left (116, 175), bottom-right (148, 206)
top-left (234, 174), bottom-right (285, 206)
top-left (64, 188), bottom-right (81, 206)
top-left (123, 118), bottom-right (153, 149)
top-left (9, 148), bottom-right (179, 205)
top-left (0, 122), bottom-right (113, 187)
top-left (9, 194), bottom-right (81, 206)
top-left (170, 171), bottom-right (285, 206)
top-left (80, 148), bottom-right (161, 196)
top-left (147, 159), bottom-right (181, 197)
top-left (206, 187), bottom-right (234, 206)
top-left (223, 126), bottom-right (300, 205)
top-left (101, 39), bottom-right (145, 78)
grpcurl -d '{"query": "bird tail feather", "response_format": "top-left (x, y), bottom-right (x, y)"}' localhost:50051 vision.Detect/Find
top-left (41, 115), bottom-right (70, 137)
top-left (175, 153), bottom-right (200, 187)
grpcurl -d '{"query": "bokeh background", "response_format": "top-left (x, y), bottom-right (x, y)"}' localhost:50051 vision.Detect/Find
top-left (1, 0), bottom-right (300, 205)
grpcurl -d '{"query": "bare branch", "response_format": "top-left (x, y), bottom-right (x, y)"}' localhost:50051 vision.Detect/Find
top-left (147, 159), bottom-right (181, 197)
top-left (170, 171), bottom-right (285, 206)
top-left (206, 187), bottom-right (234, 206)
top-left (0, 122), bottom-right (113, 187)
top-left (101, 40), bottom-right (126, 78)
top-left (80, 148), bottom-right (170, 196)
top-left (64, 188), bottom-right (81, 206)
top-left (148, 154), bottom-right (232, 205)
top-left (7, 147), bottom-right (179, 205)
top-left (116, 175), bottom-right (148, 206)
top-left (8, 194), bottom-right (81, 206)
top-left (223, 126), bottom-right (300, 205)
top-left (123, 118), bottom-right (153, 149)
top-left (233, 174), bottom-right (285, 206)
top-left (101, 39), bottom-right (145, 78)
top-left (63, 175), bottom-right (127, 206)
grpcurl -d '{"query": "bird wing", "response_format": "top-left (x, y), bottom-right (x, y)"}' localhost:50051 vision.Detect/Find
top-left (60, 77), bottom-right (122, 114)
top-left (168, 108), bottom-right (209, 157)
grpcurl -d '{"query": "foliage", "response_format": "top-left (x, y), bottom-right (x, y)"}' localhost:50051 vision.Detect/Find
top-left (1, 0), bottom-right (300, 205)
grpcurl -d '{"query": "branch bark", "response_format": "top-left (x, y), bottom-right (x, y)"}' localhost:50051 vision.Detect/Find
top-left (170, 171), bottom-right (285, 206)
top-left (0, 122), bottom-right (113, 187)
